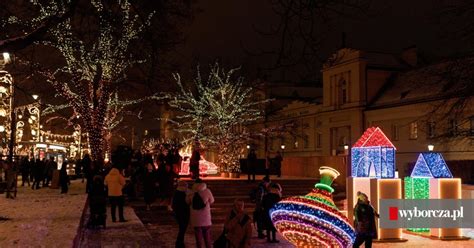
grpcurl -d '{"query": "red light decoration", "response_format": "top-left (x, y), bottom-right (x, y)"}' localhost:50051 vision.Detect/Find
top-left (352, 127), bottom-right (396, 149)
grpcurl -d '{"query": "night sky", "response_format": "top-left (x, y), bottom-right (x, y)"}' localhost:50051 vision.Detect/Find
top-left (177, 0), bottom-right (473, 83)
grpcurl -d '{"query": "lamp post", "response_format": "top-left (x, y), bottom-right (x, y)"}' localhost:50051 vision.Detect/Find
top-left (280, 144), bottom-right (285, 156)
top-left (344, 144), bottom-right (350, 178)
top-left (428, 144), bottom-right (434, 152)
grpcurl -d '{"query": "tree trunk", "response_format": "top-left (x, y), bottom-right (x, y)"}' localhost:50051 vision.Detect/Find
top-left (88, 126), bottom-right (105, 168)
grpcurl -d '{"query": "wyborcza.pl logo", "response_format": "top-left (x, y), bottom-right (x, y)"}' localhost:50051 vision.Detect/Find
top-left (380, 199), bottom-right (474, 228)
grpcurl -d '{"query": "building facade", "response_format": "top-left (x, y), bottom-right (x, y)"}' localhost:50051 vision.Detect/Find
top-left (262, 48), bottom-right (474, 179)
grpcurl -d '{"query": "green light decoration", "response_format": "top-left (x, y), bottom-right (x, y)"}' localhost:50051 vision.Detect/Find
top-left (404, 177), bottom-right (429, 232)
top-left (315, 166), bottom-right (340, 193)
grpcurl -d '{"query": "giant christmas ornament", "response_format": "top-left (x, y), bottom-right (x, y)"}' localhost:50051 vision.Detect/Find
top-left (270, 167), bottom-right (356, 247)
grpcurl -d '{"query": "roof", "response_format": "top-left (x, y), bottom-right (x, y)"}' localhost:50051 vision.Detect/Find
top-left (370, 56), bottom-right (474, 108)
top-left (352, 127), bottom-right (396, 149)
top-left (411, 152), bottom-right (453, 178)
top-left (323, 48), bottom-right (405, 70)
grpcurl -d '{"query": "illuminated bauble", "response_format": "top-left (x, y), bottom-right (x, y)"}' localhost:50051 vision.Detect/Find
top-left (270, 166), bottom-right (355, 248)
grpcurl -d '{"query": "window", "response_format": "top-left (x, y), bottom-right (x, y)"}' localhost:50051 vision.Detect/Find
top-left (470, 117), bottom-right (474, 136)
top-left (391, 124), bottom-right (399, 141)
top-left (427, 121), bottom-right (435, 138)
top-left (303, 134), bottom-right (309, 148)
top-left (340, 78), bottom-right (347, 104)
top-left (410, 122), bottom-right (418, 139)
top-left (449, 119), bottom-right (458, 136)
top-left (316, 132), bottom-right (322, 148)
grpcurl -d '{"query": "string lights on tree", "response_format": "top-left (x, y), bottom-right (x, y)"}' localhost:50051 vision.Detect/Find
top-left (163, 63), bottom-right (271, 173)
top-left (6, 0), bottom-right (155, 163)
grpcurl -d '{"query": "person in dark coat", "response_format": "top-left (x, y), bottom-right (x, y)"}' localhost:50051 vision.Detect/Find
top-left (254, 176), bottom-right (270, 238)
top-left (262, 183), bottom-right (281, 243)
top-left (247, 149), bottom-right (257, 182)
top-left (20, 157), bottom-right (30, 187)
top-left (82, 154), bottom-right (92, 193)
top-left (353, 192), bottom-right (379, 248)
top-left (273, 151), bottom-right (283, 178)
top-left (172, 180), bottom-right (190, 248)
top-left (32, 159), bottom-right (43, 190)
top-left (88, 175), bottom-right (107, 228)
top-left (143, 163), bottom-right (157, 210)
top-left (189, 150), bottom-right (200, 180)
top-left (59, 164), bottom-right (70, 194)
top-left (29, 157), bottom-right (35, 184)
top-left (43, 159), bottom-right (54, 187)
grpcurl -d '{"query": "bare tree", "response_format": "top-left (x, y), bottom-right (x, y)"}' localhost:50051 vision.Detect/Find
top-left (246, 0), bottom-right (372, 82)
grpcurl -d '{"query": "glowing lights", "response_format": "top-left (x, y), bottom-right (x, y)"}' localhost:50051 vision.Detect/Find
top-left (270, 167), bottom-right (355, 247)
top-left (404, 177), bottom-right (429, 232)
top-left (178, 145), bottom-right (218, 175)
top-left (351, 127), bottom-right (396, 178)
top-left (406, 153), bottom-right (454, 233)
top-left (411, 152), bottom-right (453, 178)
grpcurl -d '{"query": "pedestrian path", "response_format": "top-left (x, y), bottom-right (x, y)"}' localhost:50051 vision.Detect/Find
top-left (77, 206), bottom-right (159, 247)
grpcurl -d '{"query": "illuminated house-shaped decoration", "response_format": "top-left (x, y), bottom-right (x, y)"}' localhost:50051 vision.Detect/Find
top-left (405, 152), bottom-right (453, 233)
top-left (351, 127), bottom-right (396, 178)
top-left (410, 152), bottom-right (453, 178)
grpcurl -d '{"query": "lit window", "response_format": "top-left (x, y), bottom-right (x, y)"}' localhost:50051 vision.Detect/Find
top-left (410, 122), bottom-right (418, 139)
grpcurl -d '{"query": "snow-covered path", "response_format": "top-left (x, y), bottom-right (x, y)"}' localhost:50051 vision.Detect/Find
top-left (0, 180), bottom-right (87, 247)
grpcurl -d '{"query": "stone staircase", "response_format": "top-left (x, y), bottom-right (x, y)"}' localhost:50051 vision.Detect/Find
top-left (132, 177), bottom-right (347, 247)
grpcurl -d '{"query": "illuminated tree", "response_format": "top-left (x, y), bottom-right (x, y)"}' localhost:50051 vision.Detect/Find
top-left (165, 64), bottom-right (271, 172)
top-left (34, 0), bottom-right (153, 163)
top-left (1, 0), bottom-right (194, 164)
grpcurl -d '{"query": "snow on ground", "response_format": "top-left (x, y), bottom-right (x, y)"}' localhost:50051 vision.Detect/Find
top-left (0, 180), bottom-right (87, 247)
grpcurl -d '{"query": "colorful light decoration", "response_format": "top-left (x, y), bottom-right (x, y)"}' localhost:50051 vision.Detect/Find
top-left (405, 152), bottom-right (452, 233)
top-left (270, 166), bottom-right (356, 247)
top-left (404, 177), bottom-right (430, 232)
top-left (351, 127), bottom-right (396, 178)
top-left (410, 152), bottom-right (453, 178)
top-left (178, 145), bottom-right (218, 175)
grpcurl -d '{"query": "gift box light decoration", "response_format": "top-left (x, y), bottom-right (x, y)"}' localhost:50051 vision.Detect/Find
top-left (270, 166), bottom-right (356, 248)
top-left (404, 152), bottom-right (453, 232)
top-left (351, 127), bottom-right (396, 178)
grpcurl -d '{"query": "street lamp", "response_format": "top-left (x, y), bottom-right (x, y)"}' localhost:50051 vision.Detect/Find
top-left (280, 144), bottom-right (285, 150)
top-left (2, 53), bottom-right (11, 65)
top-left (428, 144), bottom-right (434, 152)
top-left (246, 144), bottom-right (250, 149)
top-left (344, 144), bottom-right (351, 178)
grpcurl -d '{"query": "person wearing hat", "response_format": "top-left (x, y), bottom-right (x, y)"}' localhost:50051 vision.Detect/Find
top-left (172, 180), bottom-right (191, 248)
top-left (262, 183), bottom-right (282, 243)
top-left (353, 191), bottom-right (379, 248)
